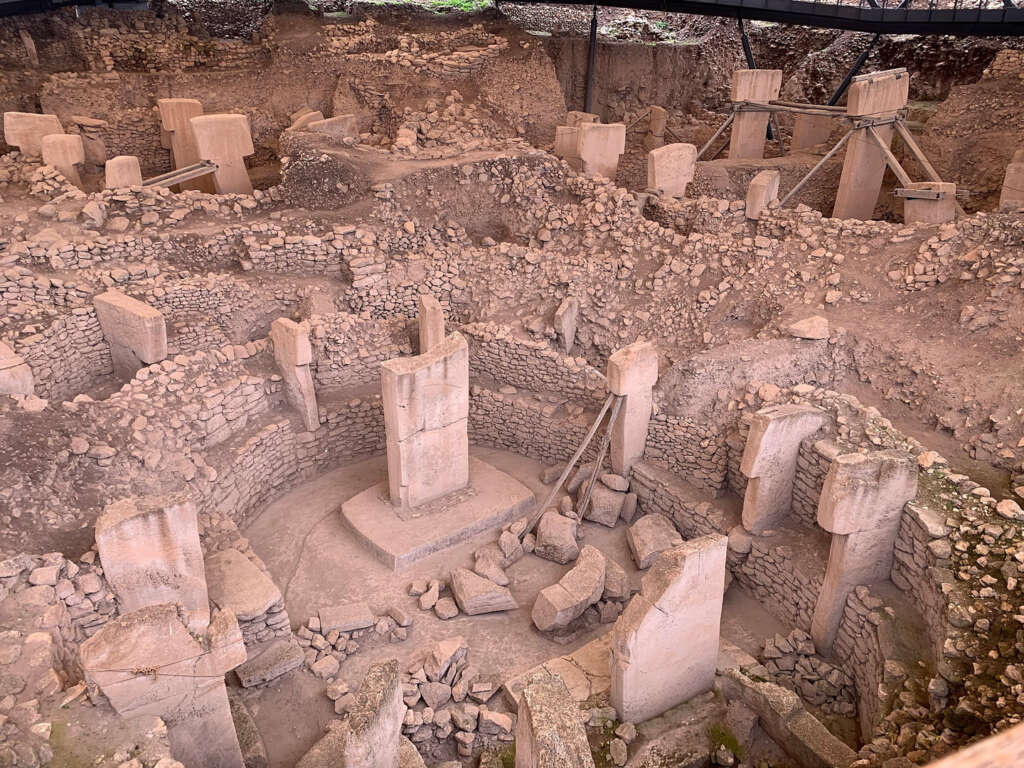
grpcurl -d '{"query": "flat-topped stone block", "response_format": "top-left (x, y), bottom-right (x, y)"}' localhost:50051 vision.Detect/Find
top-left (3, 112), bottom-right (63, 157)
top-left (105, 155), bottom-right (143, 188)
top-left (93, 290), bottom-right (167, 379)
top-left (647, 142), bottom-right (696, 199)
top-left (190, 112), bottom-right (255, 195)
top-left (41, 133), bottom-right (85, 187)
top-left (205, 548), bottom-right (282, 622)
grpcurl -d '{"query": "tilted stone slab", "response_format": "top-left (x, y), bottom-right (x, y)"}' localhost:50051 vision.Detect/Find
top-left (96, 494), bottom-right (209, 633)
top-left (205, 548), bottom-right (282, 622)
top-left (235, 638), bottom-right (304, 687)
top-left (307, 114), bottom-right (359, 140)
top-left (93, 290), bottom-right (167, 379)
top-left (515, 669), bottom-right (596, 768)
top-left (627, 513), bottom-right (683, 570)
top-left (0, 341), bottom-right (34, 395)
top-left (319, 602), bottom-right (375, 633)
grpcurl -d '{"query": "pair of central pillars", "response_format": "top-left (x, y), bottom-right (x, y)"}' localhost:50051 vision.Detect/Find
top-left (739, 405), bottom-right (918, 653)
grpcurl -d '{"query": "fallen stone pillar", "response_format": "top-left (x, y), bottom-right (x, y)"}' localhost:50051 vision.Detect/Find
top-left (643, 105), bottom-right (667, 152)
top-left (740, 404), bottom-right (828, 534)
top-left (515, 669), bottom-right (595, 768)
top-left (746, 169), bottom-right (781, 220)
top-left (811, 450), bottom-right (917, 653)
top-left (270, 317), bottom-right (319, 432)
top-left (93, 290), bottom-right (167, 379)
top-left (832, 69), bottom-right (909, 220)
top-left (0, 341), bottom-right (34, 395)
top-left (790, 113), bottom-right (833, 152)
top-left (40, 133), bottom-right (84, 187)
top-left (189, 113), bottom-right (255, 195)
top-left (903, 181), bottom-right (957, 225)
top-left (80, 604), bottom-right (246, 768)
top-left (95, 494), bottom-right (210, 633)
top-left (296, 659), bottom-right (405, 768)
top-left (647, 142), bottom-right (697, 199)
top-left (532, 544), bottom-right (605, 631)
top-left (104, 155), bottom-right (143, 188)
top-left (611, 534), bottom-right (728, 722)
top-left (607, 341), bottom-right (658, 476)
top-left (999, 149), bottom-right (1024, 213)
top-left (728, 70), bottom-right (782, 160)
top-left (289, 110), bottom-right (325, 130)
top-left (577, 122), bottom-right (626, 180)
top-left (157, 98), bottom-right (214, 193)
top-left (382, 332), bottom-right (469, 509)
top-left (3, 112), bottom-right (63, 157)
top-left (418, 295), bottom-right (445, 353)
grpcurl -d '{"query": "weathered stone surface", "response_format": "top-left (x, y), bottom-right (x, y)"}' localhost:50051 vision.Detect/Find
top-left (647, 142), bottom-right (697, 199)
top-left (534, 510), bottom-right (580, 564)
top-left (451, 568), bottom-right (517, 615)
top-left (532, 545), bottom-right (605, 632)
top-left (205, 548), bottom-right (281, 622)
top-left (627, 514), bottom-right (683, 570)
top-left (319, 602), bottom-right (375, 633)
top-left (612, 535), bottom-right (727, 722)
top-left (3, 111), bottom-right (63, 157)
top-left (190, 113), bottom-right (255, 195)
top-left (96, 494), bottom-right (209, 633)
top-left (584, 484), bottom-right (625, 527)
top-left (788, 316), bottom-right (829, 340)
top-left (515, 670), bottom-right (595, 768)
top-left (235, 638), bottom-right (304, 687)
top-left (93, 290), bottom-right (167, 378)
top-left (607, 341), bottom-right (659, 475)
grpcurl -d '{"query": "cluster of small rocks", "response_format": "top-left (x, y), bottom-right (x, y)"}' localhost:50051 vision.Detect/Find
top-left (298, 601), bottom-right (410, 683)
top-left (762, 629), bottom-right (857, 717)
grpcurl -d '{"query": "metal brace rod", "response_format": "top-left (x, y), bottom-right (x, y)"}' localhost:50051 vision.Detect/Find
top-left (522, 393), bottom-right (615, 538)
top-left (893, 120), bottom-right (967, 217)
top-left (576, 395), bottom-right (625, 524)
top-left (697, 112), bottom-right (734, 160)
top-left (865, 126), bottom-right (913, 187)
top-left (778, 128), bottom-right (854, 208)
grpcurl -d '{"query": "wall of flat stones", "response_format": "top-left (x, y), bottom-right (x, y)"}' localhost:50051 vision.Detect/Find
top-left (468, 386), bottom-right (596, 467)
top-left (791, 438), bottom-right (840, 529)
top-left (13, 309), bottom-right (112, 401)
top-left (462, 322), bottom-right (605, 403)
top-left (244, 227), bottom-right (353, 278)
top-left (630, 461), bottom-right (732, 538)
top-left (310, 314), bottom-right (409, 389)
top-left (644, 412), bottom-right (728, 495)
top-left (733, 539), bottom-right (824, 632)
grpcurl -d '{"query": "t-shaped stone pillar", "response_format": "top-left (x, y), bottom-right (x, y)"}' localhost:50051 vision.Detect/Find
top-left (382, 332), bottom-right (470, 509)
top-left (189, 113), bottom-right (255, 195)
top-left (832, 69), bottom-right (909, 220)
top-left (157, 98), bottom-right (215, 193)
top-left (93, 290), bottom-right (168, 379)
top-left (611, 534), bottom-right (728, 722)
top-left (643, 105), bottom-right (667, 152)
top-left (104, 155), bottom-right (143, 188)
top-left (41, 133), bottom-right (84, 187)
top-left (418, 295), bottom-right (445, 354)
top-left (607, 341), bottom-right (658, 476)
top-left (647, 142), bottom-right (697, 199)
top-left (811, 450), bottom-right (917, 653)
top-left (3, 112), bottom-right (63, 157)
top-left (728, 70), bottom-right (782, 160)
top-left (577, 122), bottom-right (626, 180)
top-left (740, 404), bottom-right (828, 534)
top-left (80, 604), bottom-right (247, 768)
top-left (270, 317), bottom-right (319, 432)
top-left (999, 149), bottom-right (1024, 213)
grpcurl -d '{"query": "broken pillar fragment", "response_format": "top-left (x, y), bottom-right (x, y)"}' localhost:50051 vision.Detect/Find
top-left (270, 317), bottom-right (320, 432)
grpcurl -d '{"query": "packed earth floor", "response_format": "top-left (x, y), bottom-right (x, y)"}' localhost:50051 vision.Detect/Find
top-left (1, 3), bottom-right (1024, 768)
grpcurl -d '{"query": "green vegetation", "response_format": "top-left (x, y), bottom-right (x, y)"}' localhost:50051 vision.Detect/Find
top-left (708, 723), bottom-right (744, 759)
top-left (424, 0), bottom-right (493, 12)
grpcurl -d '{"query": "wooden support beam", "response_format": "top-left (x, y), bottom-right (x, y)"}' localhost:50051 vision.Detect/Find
top-left (866, 126), bottom-right (913, 187)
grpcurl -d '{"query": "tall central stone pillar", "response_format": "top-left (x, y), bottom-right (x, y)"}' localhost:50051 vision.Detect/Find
top-left (811, 450), bottom-right (917, 653)
top-left (728, 69), bottom-right (782, 160)
top-left (832, 69), bottom-right (910, 220)
top-left (607, 341), bottom-right (658, 477)
top-left (382, 332), bottom-right (470, 509)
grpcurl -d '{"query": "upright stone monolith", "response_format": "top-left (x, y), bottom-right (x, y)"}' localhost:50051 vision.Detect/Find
top-left (611, 534), bottom-right (728, 722)
top-left (105, 155), bottom-right (144, 189)
top-left (647, 142), bottom-right (697, 199)
top-left (189, 113), bottom-right (255, 195)
top-left (577, 122), bottom-right (626, 180)
top-left (811, 450), bottom-right (917, 653)
top-left (418, 295), bottom-right (445, 354)
top-left (41, 133), bottom-right (85, 187)
top-left (999, 149), bottom-right (1024, 213)
top-left (93, 290), bottom-right (167, 379)
top-left (157, 98), bottom-right (214, 193)
top-left (607, 341), bottom-right (658, 476)
top-left (270, 317), bottom-right (319, 431)
top-left (728, 70), bottom-right (782, 160)
top-left (3, 112), bottom-right (63, 157)
top-left (516, 670), bottom-right (596, 768)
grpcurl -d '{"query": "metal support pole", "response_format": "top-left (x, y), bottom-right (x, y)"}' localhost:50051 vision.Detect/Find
top-left (697, 112), bottom-right (734, 160)
top-left (584, 4), bottom-right (598, 114)
top-left (737, 17), bottom-right (773, 141)
top-left (778, 128), bottom-right (854, 208)
top-left (828, 33), bottom-right (880, 106)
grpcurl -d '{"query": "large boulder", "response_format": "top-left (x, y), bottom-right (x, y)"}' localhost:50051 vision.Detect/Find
top-left (534, 510), bottom-right (580, 564)
top-left (627, 514), bottom-right (684, 570)
top-left (531, 546), bottom-right (606, 632)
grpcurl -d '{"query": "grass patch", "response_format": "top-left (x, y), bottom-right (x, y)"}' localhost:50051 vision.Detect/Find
top-left (708, 723), bottom-right (744, 760)
top-left (425, 0), bottom-right (494, 12)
